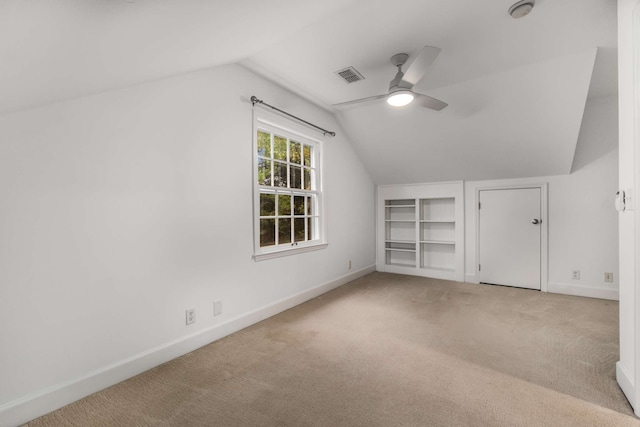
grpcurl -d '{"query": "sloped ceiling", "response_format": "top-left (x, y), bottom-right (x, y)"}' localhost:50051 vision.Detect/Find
top-left (0, 0), bottom-right (358, 114)
top-left (0, 0), bottom-right (617, 184)
top-left (335, 49), bottom-right (597, 183)
top-left (243, 0), bottom-right (616, 183)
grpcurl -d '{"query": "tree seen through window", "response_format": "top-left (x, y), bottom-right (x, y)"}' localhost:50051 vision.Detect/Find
top-left (256, 128), bottom-right (319, 249)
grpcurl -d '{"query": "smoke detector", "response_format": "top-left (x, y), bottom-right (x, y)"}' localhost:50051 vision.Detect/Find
top-left (509, 0), bottom-right (535, 19)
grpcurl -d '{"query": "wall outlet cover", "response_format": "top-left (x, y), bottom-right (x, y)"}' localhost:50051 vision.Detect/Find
top-left (214, 300), bottom-right (222, 316)
top-left (571, 270), bottom-right (580, 280)
top-left (186, 308), bottom-right (196, 325)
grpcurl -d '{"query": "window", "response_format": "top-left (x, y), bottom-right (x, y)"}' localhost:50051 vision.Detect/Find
top-left (253, 113), bottom-right (326, 260)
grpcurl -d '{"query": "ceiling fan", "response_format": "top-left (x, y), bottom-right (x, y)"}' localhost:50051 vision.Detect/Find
top-left (333, 46), bottom-right (447, 111)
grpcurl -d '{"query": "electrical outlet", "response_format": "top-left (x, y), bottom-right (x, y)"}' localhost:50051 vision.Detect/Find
top-left (571, 270), bottom-right (580, 280)
top-left (604, 272), bottom-right (614, 283)
top-left (348, 260), bottom-right (352, 270)
top-left (214, 300), bottom-right (222, 316)
top-left (186, 308), bottom-right (196, 325)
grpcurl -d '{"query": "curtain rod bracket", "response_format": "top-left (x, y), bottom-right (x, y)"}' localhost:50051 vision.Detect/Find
top-left (251, 95), bottom-right (336, 137)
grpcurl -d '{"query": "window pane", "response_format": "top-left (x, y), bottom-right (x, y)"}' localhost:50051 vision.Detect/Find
top-left (290, 165), bottom-right (302, 189)
top-left (303, 168), bottom-right (311, 190)
top-left (258, 159), bottom-right (272, 186)
top-left (254, 118), bottom-right (323, 256)
top-left (257, 131), bottom-right (271, 158)
top-left (290, 141), bottom-right (301, 164)
top-left (303, 145), bottom-right (311, 166)
top-left (260, 219), bottom-right (275, 247)
top-left (274, 162), bottom-right (287, 187)
top-left (278, 194), bottom-right (291, 215)
top-left (294, 218), bottom-right (306, 242)
top-left (294, 196), bottom-right (305, 215)
top-left (274, 136), bottom-right (287, 161)
top-left (279, 218), bottom-right (291, 244)
top-left (260, 193), bottom-right (275, 216)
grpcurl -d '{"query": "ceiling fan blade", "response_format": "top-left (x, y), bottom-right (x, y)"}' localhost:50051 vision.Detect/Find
top-left (400, 46), bottom-right (441, 87)
top-left (333, 94), bottom-right (387, 108)
top-left (414, 93), bottom-right (448, 111)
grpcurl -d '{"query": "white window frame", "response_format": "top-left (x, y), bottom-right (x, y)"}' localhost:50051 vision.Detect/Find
top-left (252, 109), bottom-right (327, 261)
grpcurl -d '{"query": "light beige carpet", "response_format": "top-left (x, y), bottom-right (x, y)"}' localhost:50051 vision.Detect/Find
top-left (26, 273), bottom-right (639, 426)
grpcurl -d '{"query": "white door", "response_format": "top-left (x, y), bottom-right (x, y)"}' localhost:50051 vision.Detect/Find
top-left (479, 188), bottom-right (541, 290)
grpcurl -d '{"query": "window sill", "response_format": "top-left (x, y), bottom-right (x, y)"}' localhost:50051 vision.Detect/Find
top-left (253, 243), bottom-right (328, 262)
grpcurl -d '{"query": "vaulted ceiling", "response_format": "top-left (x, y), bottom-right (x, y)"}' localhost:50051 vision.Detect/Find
top-left (0, 0), bottom-right (617, 184)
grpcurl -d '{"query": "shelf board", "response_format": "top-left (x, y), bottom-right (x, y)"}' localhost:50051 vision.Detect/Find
top-left (385, 220), bottom-right (415, 223)
top-left (420, 240), bottom-right (455, 245)
top-left (386, 262), bottom-right (416, 268)
top-left (385, 248), bottom-right (416, 253)
top-left (421, 265), bottom-right (455, 272)
top-left (420, 220), bottom-right (455, 223)
top-left (385, 205), bottom-right (415, 208)
top-left (385, 239), bottom-right (415, 243)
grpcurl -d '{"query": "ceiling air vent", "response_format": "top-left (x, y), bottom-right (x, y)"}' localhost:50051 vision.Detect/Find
top-left (335, 66), bottom-right (365, 84)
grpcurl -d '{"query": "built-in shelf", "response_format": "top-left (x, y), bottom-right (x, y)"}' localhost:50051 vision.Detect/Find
top-left (422, 266), bottom-right (455, 273)
top-left (385, 199), bottom-right (415, 207)
top-left (377, 183), bottom-right (464, 281)
top-left (420, 240), bottom-right (455, 245)
top-left (386, 262), bottom-right (416, 268)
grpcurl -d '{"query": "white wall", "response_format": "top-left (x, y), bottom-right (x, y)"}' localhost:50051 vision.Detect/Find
top-left (465, 95), bottom-right (619, 300)
top-left (0, 64), bottom-right (375, 425)
top-left (616, 0), bottom-right (640, 412)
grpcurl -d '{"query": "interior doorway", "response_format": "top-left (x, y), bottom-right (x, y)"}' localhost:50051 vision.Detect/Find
top-left (478, 187), bottom-right (545, 290)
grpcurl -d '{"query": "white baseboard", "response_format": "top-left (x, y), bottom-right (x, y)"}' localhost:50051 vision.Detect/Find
top-left (0, 265), bottom-right (376, 427)
top-left (617, 361), bottom-right (635, 410)
top-left (459, 276), bottom-right (616, 301)
top-left (465, 273), bottom-right (479, 284)
top-left (547, 282), bottom-right (618, 300)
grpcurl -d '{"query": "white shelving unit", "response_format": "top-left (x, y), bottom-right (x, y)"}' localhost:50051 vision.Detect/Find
top-left (419, 198), bottom-right (456, 273)
top-left (384, 199), bottom-right (416, 267)
top-left (377, 182), bottom-right (464, 281)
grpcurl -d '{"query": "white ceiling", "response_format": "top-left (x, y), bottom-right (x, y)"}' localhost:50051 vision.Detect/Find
top-left (0, 0), bottom-right (358, 114)
top-left (0, 0), bottom-right (617, 184)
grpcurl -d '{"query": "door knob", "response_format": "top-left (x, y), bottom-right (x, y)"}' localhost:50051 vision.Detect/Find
top-left (531, 219), bottom-right (540, 224)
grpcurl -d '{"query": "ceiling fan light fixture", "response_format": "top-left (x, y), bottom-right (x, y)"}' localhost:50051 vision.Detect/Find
top-left (509, 0), bottom-right (535, 19)
top-left (387, 90), bottom-right (414, 107)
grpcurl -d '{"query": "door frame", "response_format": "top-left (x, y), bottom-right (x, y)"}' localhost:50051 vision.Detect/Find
top-left (475, 183), bottom-right (548, 292)
top-left (631, 0), bottom-right (640, 414)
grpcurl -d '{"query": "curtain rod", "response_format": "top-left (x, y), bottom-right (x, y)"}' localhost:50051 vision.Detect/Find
top-left (251, 96), bottom-right (336, 137)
